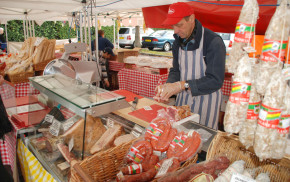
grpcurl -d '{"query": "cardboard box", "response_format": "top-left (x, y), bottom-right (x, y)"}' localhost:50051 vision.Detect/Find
top-left (116, 48), bottom-right (140, 63)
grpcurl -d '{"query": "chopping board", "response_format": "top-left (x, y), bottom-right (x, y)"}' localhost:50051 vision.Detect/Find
top-left (113, 98), bottom-right (168, 127)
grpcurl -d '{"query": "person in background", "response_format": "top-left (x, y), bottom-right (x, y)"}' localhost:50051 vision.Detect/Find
top-left (98, 47), bottom-right (115, 90)
top-left (154, 2), bottom-right (226, 130)
top-left (91, 30), bottom-right (114, 53)
top-left (0, 28), bottom-right (7, 52)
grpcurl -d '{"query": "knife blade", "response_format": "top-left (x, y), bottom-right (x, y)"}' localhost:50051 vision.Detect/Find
top-left (131, 97), bottom-right (139, 111)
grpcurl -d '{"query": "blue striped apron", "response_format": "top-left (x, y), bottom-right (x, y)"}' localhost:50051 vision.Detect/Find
top-left (175, 28), bottom-right (221, 130)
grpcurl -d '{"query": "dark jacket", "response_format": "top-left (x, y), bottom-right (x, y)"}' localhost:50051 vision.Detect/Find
top-left (91, 35), bottom-right (114, 52)
top-left (167, 19), bottom-right (226, 96)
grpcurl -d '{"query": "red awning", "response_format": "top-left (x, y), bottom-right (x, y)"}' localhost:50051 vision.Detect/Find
top-left (142, 0), bottom-right (277, 35)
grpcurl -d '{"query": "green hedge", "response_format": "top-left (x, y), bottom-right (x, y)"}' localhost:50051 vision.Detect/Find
top-left (0, 20), bottom-right (118, 43)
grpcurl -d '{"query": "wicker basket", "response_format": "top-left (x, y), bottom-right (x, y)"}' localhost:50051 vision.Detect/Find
top-left (70, 139), bottom-right (136, 182)
top-left (70, 139), bottom-right (198, 182)
top-left (7, 71), bottom-right (34, 84)
top-left (33, 58), bottom-right (55, 71)
top-left (207, 131), bottom-right (290, 182)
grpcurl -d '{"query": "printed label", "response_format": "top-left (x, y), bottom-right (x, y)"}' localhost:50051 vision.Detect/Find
top-left (151, 128), bottom-right (163, 141)
top-left (258, 104), bottom-right (281, 129)
top-left (230, 173), bottom-right (256, 182)
top-left (128, 164), bottom-right (142, 174)
top-left (229, 82), bottom-right (251, 104)
top-left (44, 114), bottom-right (54, 123)
top-left (144, 106), bottom-right (153, 110)
top-left (191, 173), bottom-right (214, 182)
top-left (146, 123), bottom-right (158, 136)
top-left (170, 135), bottom-right (181, 148)
top-left (246, 101), bottom-right (261, 120)
top-left (261, 39), bottom-right (287, 62)
top-left (116, 171), bottom-right (124, 181)
top-left (131, 124), bottom-right (144, 138)
top-left (153, 150), bottom-right (162, 157)
top-left (62, 118), bottom-right (77, 132)
top-left (127, 147), bottom-right (139, 161)
top-left (177, 135), bottom-right (188, 148)
top-left (234, 22), bottom-right (255, 43)
top-left (49, 119), bottom-right (61, 136)
top-left (107, 118), bottom-right (115, 128)
top-left (278, 115), bottom-right (290, 134)
top-left (131, 131), bottom-right (141, 138)
top-left (155, 158), bottom-right (174, 178)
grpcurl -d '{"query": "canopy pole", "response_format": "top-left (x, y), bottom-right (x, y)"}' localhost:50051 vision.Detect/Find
top-left (25, 17), bottom-right (29, 38)
top-left (113, 18), bottom-right (116, 48)
top-left (80, 12), bottom-right (83, 43)
top-left (83, 9), bottom-right (87, 45)
top-left (95, 13), bottom-right (98, 61)
top-left (5, 23), bottom-right (9, 53)
top-left (88, 11), bottom-right (92, 61)
top-left (28, 20), bottom-right (32, 38)
top-left (23, 20), bottom-right (27, 40)
top-left (32, 20), bottom-right (35, 37)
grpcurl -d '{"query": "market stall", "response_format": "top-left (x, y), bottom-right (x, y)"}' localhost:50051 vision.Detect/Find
top-left (0, 0), bottom-right (289, 182)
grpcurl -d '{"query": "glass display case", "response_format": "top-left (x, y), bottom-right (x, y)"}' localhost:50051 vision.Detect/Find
top-left (25, 73), bottom-right (133, 181)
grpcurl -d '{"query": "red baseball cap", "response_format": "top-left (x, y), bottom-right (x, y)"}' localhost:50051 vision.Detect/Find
top-left (162, 2), bottom-right (195, 26)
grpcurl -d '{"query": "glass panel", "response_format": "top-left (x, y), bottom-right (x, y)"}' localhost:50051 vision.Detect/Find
top-left (29, 74), bottom-right (125, 109)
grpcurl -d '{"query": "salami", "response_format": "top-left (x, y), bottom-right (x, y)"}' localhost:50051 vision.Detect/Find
top-left (121, 155), bottom-right (159, 175)
top-left (126, 140), bottom-right (153, 164)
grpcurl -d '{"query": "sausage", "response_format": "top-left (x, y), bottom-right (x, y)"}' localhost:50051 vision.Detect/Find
top-left (153, 128), bottom-right (177, 152)
top-left (126, 140), bottom-right (153, 164)
top-left (121, 168), bottom-right (157, 182)
top-left (121, 155), bottom-right (159, 175)
top-left (167, 131), bottom-right (201, 162)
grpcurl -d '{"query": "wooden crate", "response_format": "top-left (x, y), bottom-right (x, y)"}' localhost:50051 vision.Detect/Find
top-left (7, 71), bottom-right (34, 84)
top-left (117, 49), bottom-right (139, 63)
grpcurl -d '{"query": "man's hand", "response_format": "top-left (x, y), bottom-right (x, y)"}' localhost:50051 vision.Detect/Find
top-left (104, 79), bottom-right (110, 88)
top-left (154, 82), bottom-right (182, 102)
top-left (0, 75), bottom-right (4, 85)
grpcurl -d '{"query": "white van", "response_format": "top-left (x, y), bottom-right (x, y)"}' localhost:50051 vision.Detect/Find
top-left (119, 27), bottom-right (154, 48)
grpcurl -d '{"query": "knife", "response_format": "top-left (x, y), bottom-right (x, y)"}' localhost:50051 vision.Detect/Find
top-left (131, 97), bottom-right (139, 111)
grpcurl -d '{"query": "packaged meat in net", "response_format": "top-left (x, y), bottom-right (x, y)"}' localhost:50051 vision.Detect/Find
top-left (271, 81), bottom-right (290, 159)
top-left (215, 160), bottom-right (245, 182)
top-left (224, 54), bottom-right (252, 134)
top-left (157, 156), bottom-right (230, 182)
top-left (239, 63), bottom-right (262, 149)
top-left (226, 0), bottom-right (259, 73)
top-left (255, 0), bottom-right (290, 96)
top-left (167, 130), bottom-right (201, 162)
top-left (254, 70), bottom-right (287, 161)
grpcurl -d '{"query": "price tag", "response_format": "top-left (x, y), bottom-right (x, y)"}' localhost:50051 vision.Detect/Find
top-left (57, 161), bottom-right (70, 171)
top-left (133, 124), bottom-right (144, 133)
top-left (131, 130), bottom-right (141, 138)
top-left (62, 118), bottom-right (76, 132)
top-left (69, 137), bottom-right (74, 152)
top-left (153, 150), bottom-right (162, 157)
top-left (107, 118), bottom-right (115, 128)
top-left (143, 106), bottom-right (152, 110)
top-left (230, 173), bottom-right (256, 182)
top-left (49, 119), bottom-right (61, 136)
top-left (44, 114), bottom-right (54, 123)
top-left (243, 46), bottom-right (256, 53)
top-left (155, 158), bottom-right (173, 178)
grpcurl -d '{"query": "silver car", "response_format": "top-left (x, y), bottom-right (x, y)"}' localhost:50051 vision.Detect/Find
top-left (119, 27), bottom-right (153, 48)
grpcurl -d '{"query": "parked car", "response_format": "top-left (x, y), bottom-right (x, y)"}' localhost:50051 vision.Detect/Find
top-left (119, 27), bottom-right (154, 49)
top-left (142, 30), bottom-right (175, 51)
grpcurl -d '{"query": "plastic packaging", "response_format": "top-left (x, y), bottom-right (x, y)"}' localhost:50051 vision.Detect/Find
top-left (215, 160), bottom-right (245, 182)
top-left (254, 70), bottom-right (287, 160)
top-left (167, 130), bottom-right (201, 162)
top-left (224, 54), bottom-right (252, 134)
top-left (157, 156), bottom-right (230, 182)
top-left (271, 83), bottom-right (290, 159)
top-left (255, 173), bottom-right (270, 182)
top-left (125, 139), bottom-right (153, 165)
top-left (239, 64), bottom-right (262, 148)
top-left (226, 0), bottom-right (259, 73)
top-left (255, 0), bottom-right (290, 95)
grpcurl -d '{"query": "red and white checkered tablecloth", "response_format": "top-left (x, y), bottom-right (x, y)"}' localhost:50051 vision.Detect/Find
top-left (14, 82), bottom-right (40, 98)
top-left (109, 61), bottom-right (125, 72)
top-left (0, 139), bottom-right (10, 165)
top-left (221, 79), bottom-right (232, 96)
top-left (118, 68), bottom-right (168, 98)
